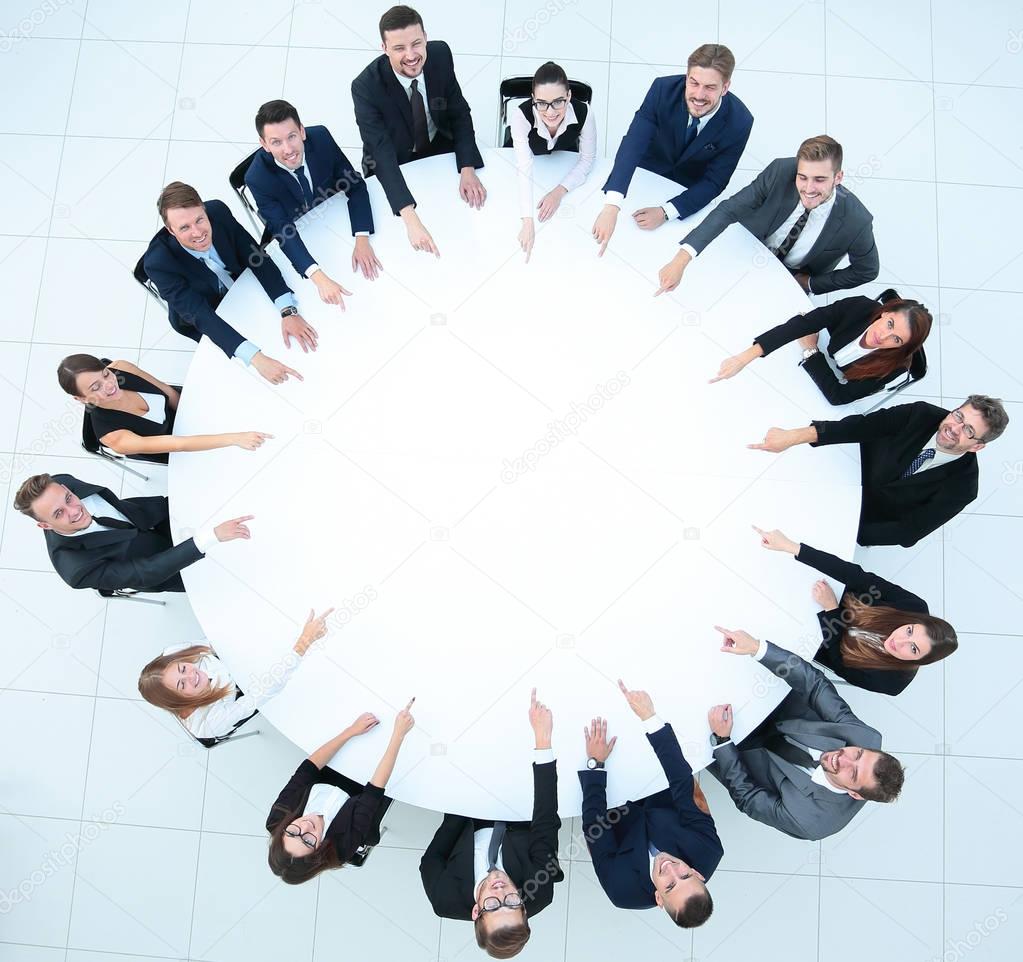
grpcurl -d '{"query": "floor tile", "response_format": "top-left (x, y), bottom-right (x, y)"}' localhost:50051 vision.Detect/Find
top-left (943, 883), bottom-right (1023, 962)
top-left (719, 0), bottom-right (825, 75)
top-left (503, 0), bottom-right (612, 62)
top-left (605, 61), bottom-right (675, 171)
top-left (940, 289), bottom-right (1023, 403)
top-left (0, 235), bottom-right (48, 341)
top-left (825, 0), bottom-right (933, 82)
top-left (0, 0), bottom-right (87, 40)
top-left (609, 0), bottom-right (718, 65)
top-left (935, 84), bottom-right (1023, 189)
top-left (0, 38), bottom-right (78, 135)
top-left (184, 0), bottom-right (293, 46)
top-left (932, 0), bottom-right (1023, 88)
top-left (936, 183), bottom-right (1023, 293)
top-left (0, 134), bottom-right (63, 236)
top-left (0, 946), bottom-right (65, 962)
top-left (81, 0), bottom-right (190, 42)
top-left (943, 514), bottom-right (1023, 634)
top-left (0, 341), bottom-right (30, 452)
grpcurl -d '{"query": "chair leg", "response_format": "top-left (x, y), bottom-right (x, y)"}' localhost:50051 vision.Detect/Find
top-left (118, 593), bottom-right (166, 606)
top-left (209, 729), bottom-right (262, 748)
top-left (96, 449), bottom-right (149, 482)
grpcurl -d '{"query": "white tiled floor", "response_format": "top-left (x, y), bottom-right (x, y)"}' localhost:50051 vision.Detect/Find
top-left (0, 1), bottom-right (1021, 960)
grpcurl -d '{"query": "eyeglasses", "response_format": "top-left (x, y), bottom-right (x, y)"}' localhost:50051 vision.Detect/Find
top-left (284, 826), bottom-right (318, 849)
top-left (533, 97), bottom-right (567, 113)
top-left (951, 407), bottom-right (980, 442)
top-left (479, 893), bottom-right (524, 913)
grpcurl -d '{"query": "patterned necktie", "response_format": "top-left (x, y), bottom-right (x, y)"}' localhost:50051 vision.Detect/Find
top-left (683, 114), bottom-right (700, 149)
top-left (773, 207), bottom-right (811, 261)
top-left (487, 821), bottom-right (507, 871)
top-left (409, 79), bottom-right (431, 154)
top-left (900, 447), bottom-right (936, 479)
top-left (293, 164), bottom-right (316, 211)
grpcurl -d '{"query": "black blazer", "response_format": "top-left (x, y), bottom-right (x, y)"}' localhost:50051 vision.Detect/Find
top-left (797, 542), bottom-right (926, 695)
top-left (88, 363), bottom-right (178, 465)
top-left (755, 296), bottom-right (914, 405)
top-left (266, 760), bottom-right (389, 862)
top-left (143, 199), bottom-right (293, 358)
top-left (419, 760), bottom-right (563, 920)
top-left (811, 401), bottom-right (978, 547)
top-left (352, 40), bottom-right (484, 215)
top-left (245, 124), bottom-right (374, 277)
top-left (682, 157), bottom-right (879, 295)
top-left (43, 474), bottom-right (203, 592)
top-left (578, 724), bottom-right (723, 910)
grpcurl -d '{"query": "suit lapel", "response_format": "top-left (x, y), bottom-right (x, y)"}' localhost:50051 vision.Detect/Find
top-left (383, 61), bottom-right (415, 138)
top-left (680, 95), bottom-right (729, 163)
top-left (775, 719), bottom-right (848, 753)
top-left (273, 150), bottom-right (307, 209)
top-left (169, 231), bottom-right (222, 298)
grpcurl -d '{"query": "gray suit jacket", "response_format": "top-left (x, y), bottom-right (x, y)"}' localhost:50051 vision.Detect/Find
top-left (708, 641), bottom-right (883, 841)
top-left (681, 157), bottom-right (879, 295)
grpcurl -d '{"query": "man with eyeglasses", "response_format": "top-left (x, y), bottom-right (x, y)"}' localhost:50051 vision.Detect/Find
top-left (577, 681), bottom-right (723, 928)
top-left (419, 688), bottom-right (563, 959)
top-left (749, 395), bottom-right (1010, 547)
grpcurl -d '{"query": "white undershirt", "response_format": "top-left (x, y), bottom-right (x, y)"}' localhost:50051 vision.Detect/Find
top-left (915, 435), bottom-right (965, 474)
top-left (137, 391), bottom-right (166, 425)
top-left (303, 782), bottom-right (349, 829)
top-left (831, 336), bottom-right (875, 369)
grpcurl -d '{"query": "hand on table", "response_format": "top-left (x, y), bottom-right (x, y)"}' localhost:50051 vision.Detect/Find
top-left (633, 206), bottom-right (668, 230)
top-left (655, 249), bottom-right (691, 296)
top-left (352, 236), bottom-right (383, 280)
top-left (213, 514), bottom-right (254, 543)
top-left (347, 711), bottom-right (380, 736)
top-left (584, 716), bottom-right (617, 762)
top-left (751, 525), bottom-right (799, 554)
top-left (812, 579), bottom-right (839, 610)
top-left (459, 168), bottom-right (487, 209)
top-left (282, 313), bottom-right (318, 351)
top-left (591, 205), bottom-right (618, 256)
top-left (518, 218), bottom-right (535, 263)
top-left (708, 704), bottom-right (733, 738)
top-left (310, 271), bottom-right (351, 309)
top-left (251, 352), bottom-right (303, 385)
top-left (537, 186), bottom-right (566, 222)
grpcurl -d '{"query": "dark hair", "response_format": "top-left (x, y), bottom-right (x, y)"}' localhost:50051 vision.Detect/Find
top-left (797, 135), bottom-right (843, 172)
top-left (255, 99), bottom-right (302, 138)
top-left (859, 751), bottom-right (905, 803)
top-left (840, 598), bottom-right (957, 672)
top-left (673, 887), bottom-right (714, 928)
top-left (57, 353), bottom-right (107, 397)
top-left (379, 5), bottom-right (423, 40)
top-left (842, 297), bottom-right (932, 383)
top-left (474, 913), bottom-right (531, 959)
top-left (532, 61), bottom-right (569, 92)
top-left (687, 43), bottom-right (735, 83)
top-left (157, 181), bottom-right (204, 224)
top-left (963, 393), bottom-right (1009, 442)
top-left (267, 805), bottom-right (343, 884)
top-left (13, 473), bottom-right (55, 519)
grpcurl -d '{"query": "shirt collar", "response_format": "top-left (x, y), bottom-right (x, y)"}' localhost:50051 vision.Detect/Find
top-left (392, 67), bottom-right (425, 93)
top-left (807, 189), bottom-right (838, 219)
top-left (810, 764), bottom-right (850, 794)
top-left (688, 95), bottom-right (722, 129)
top-left (274, 154), bottom-right (306, 175)
top-left (532, 101), bottom-right (579, 142)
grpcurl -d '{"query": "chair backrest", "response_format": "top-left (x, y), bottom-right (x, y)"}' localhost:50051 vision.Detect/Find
top-left (133, 250), bottom-right (166, 304)
top-left (498, 76), bottom-right (594, 147)
top-left (81, 407), bottom-right (100, 454)
top-left (229, 148), bottom-right (262, 213)
top-left (909, 345), bottom-right (927, 380)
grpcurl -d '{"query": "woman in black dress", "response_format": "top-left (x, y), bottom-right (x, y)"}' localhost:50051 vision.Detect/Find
top-left (753, 525), bottom-right (957, 694)
top-left (58, 353), bottom-right (270, 463)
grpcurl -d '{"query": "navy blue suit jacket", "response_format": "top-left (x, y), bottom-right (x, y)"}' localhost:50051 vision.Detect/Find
top-left (603, 76), bottom-right (753, 221)
top-left (245, 125), bottom-right (374, 277)
top-left (143, 199), bottom-right (292, 358)
top-left (578, 724), bottom-right (723, 910)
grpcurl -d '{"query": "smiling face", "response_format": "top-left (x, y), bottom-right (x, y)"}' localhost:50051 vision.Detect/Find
top-left (863, 311), bottom-right (913, 350)
top-left (533, 81), bottom-right (571, 129)
top-left (883, 623), bottom-right (931, 661)
top-left (934, 403), bottom-right (989, 455)
top-left (382, 22), bottom-right (427, 78)
top-left (651, 852), bottom-right (707, 915)
top-left (160, 659), bottom-right (211, 699)
top-left (73, 366), bottom-right (121, 406)
top-left (283, 813), bottom-right (324, 858)
top-left (259, 117), bottom-right (306, 169)
top-left (794, 158), bottom-right (843, 210)
top-left (31, 482), bottom-right (92, 535)
top-left (685, 65), bottom-right (728, 119)
top-left (164, 204), bottom-right (213, 253)
top-left (817, 747), bottom-right (882, 798)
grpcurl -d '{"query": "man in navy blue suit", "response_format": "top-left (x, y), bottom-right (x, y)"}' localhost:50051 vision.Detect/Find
top-left (144, 182), bottom-right (313, 385)
top-left (246, 100), bottom-right (383, 311)
top-left (578, 680), bottom-right (723, 928)
top-left (593, 43), bottom-right (752, 256)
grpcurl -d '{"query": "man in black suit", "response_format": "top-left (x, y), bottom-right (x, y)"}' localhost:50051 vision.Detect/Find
top-left (13, 473), bottom-right (252, 593)
top-left (419, 689), bottom-right (563, 959)
top-left (749, 395), bottom-right (1009, 547)
top-left (143, 181), bottom-right (312, 385)
top-left (352, 5), bottom-right (485, 257)
top-left (656, 135), bottom-right (879, 296)
top-left (578, 680), bottom-right (723, 928)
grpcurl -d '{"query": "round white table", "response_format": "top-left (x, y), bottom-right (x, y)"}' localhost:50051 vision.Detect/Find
top-left (169, 149), bottom-right (861, 819)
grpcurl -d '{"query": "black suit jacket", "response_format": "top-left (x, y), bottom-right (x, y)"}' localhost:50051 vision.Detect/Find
top-left (143, 199), bottom-right (293, 358)
top-left (682, 157), bottom-right (879, 294)
top-left (266, 760), bottom-right (389, 862)
top-left (797, 542), bottom-right (925, 695)
top-left (43, 474), bottom-right (203, 592)
top-left (245, 124), bottom-right (374, 277)
top-left (352, 40), bottom-right (484, 215)
top-left (578, 724), bottom-right (723, 910)
top-left (756, 296), bottom-right (915, 405)
top-left (419, 760), bottom-right (563, 920)
top-left (811, 401), bottom-right (978, 547)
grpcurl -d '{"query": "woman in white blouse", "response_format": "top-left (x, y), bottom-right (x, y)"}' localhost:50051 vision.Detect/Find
top-left (511, 61), bottom-right (597, 261)
top-left (137, 607), bottom-right (332, 745)
top-left (711, 291), bottom-right (932, 405)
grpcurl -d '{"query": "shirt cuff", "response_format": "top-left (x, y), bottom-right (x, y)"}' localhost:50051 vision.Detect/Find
top-left (711, 738), bottom-right (733, 751)
top-left (661, 204), bottom-right (676, 222)
top-left (806, 276), bottom-right (816, 294)
top-left (643, 715), bottom-right (665, 735)
top-left (354, 231), bottom-right (370, 237)
top-left (752, 640), bottom-right (768, 662)
top-left (534, 748), bottom-right (555, 764)
top-left (304, 264), bottom-right (321, 279)
top-left (273, 291), bottom-right (297, 312)
top-left (234, 340), bottom-right (260, 366)
top-left (192, 523), bottom-right (218, 554)
top-left (680, 243), bottom-right (698, 259)
top-left (604, 190), bottom-right (625, 208)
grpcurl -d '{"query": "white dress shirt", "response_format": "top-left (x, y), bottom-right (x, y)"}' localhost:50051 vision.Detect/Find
top-left (915, 437), bottom-right (964, 474)
top-left (304, 782), bottom-right (349, 827)
top-left (830, 335), bottom-right (875, 369)
top-left (763, 189), bottom-right (837, 269)
top-left (510, 101), bottom-right (597, 217)
top-left (393, 68), bottom-right (437, 141)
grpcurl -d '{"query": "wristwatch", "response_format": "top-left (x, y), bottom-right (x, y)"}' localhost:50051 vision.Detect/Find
top-left (586, 757), bottom-right (605, 770)
top-left (280, 305), bottom-right (299, 318)
top-left (710, 733), bottom-right (730, 747)
top-left (799, 347), bottom-right (819, 365)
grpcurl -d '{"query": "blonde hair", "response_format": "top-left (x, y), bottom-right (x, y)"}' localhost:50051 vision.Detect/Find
top-left (138, 645), bottom-right (232, 717)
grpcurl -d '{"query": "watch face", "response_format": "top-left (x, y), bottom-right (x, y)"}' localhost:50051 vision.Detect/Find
top-left (587, 757), bottom-right (597, 769)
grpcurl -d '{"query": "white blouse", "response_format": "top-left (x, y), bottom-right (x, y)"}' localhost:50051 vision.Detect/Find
top-left (138, 391), bottom-right (167, 425)
top-left (510, 100), bottom-right (597, 218)
top-left (831, 335), bottom-right (875, 369)
top-left (304, 782), bottom-right (349, 824)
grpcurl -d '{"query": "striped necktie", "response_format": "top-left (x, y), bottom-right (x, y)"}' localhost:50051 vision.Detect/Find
top-left (773, 207), bottom-right (811, 261)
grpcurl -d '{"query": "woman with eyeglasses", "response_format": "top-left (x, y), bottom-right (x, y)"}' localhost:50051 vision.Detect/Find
top-left (266, 699), bottom-right (416, 884)
top-left (711, 290), bottom-right (932, 405)
top-left (509, 61), bottom-right (597, 261)
top-left (138, 608), bottom-right (332, 746)
top-left (753, 526), bottom-right (957, 694)
top-left (58, 353), bottom-right (271, 463)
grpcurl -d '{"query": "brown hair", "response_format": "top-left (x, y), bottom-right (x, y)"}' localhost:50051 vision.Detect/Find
top-left (687, 43), bottom-right (735, 83)
top-left (797, 134), bottom-right (843, 172)
top-left (673, 887), bottom-right (714, 927)
top-left (267, 809), bottom-right (343, 884)
top-left (839, 595), bottom-right (957, 672)
top-left (13, 474), bottom-right (55, 519)
top-left (379, 5), bottom-right (423, 40)
top-left (474, 913), bottom-right (531, 959)
top-left (57, 353), bottom-right (107, 397)
top-left (963, 393), bottom-right (1009, 442)
top-left (157, 181), bottom-right (204, 224)
top-left (137, 645), bottom-right (233, 717)
top-left (859, 751), bottom-right (904, 803)
top-left (842, 297), bottom-right (932, 383)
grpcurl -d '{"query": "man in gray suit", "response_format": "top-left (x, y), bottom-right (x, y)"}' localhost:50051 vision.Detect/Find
top-left (705, 626), bottom-right (904, 841)
top-left (655, 135), bottom-right (879, 297)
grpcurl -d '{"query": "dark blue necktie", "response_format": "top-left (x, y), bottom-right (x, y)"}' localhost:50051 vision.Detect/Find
top-left (293, 164), bottom-right (316, 210)
top-left (900, 447), bottom-right (935, 479)
top-left (683, 114), bottom-right (700, 149)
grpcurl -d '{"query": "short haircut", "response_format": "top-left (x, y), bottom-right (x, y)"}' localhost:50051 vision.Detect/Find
top-left (673, 887), bottom-right (714, 928)
top-left (963, 394), bottom-right (1009, 442)
top-left (859, 751), bottom-right (905, 803)
top-left (157, 181), bottom-right (204, 224)
top-left (796, 134), bottom-right (844, 173)
top-left (474, 914), bottom-right (531, 959)
top-left (379, 5), bottom-right (423, 40)
top-left (255, 99), bottom-right (302, 138)
top-left (687, 43), bottom-right (735, 83)
top-left (532, 61), bottom-right (569, 91)
top-left (14, 474), bottom-right (55, 519)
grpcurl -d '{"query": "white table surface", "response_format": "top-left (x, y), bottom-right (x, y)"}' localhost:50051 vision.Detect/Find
top-left (169, 149), bottom-right (861, 819)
